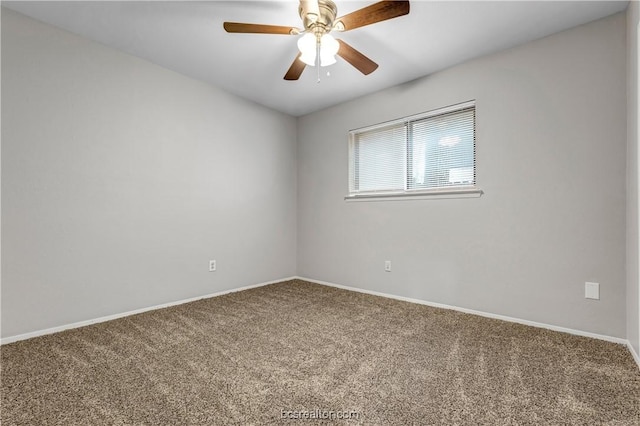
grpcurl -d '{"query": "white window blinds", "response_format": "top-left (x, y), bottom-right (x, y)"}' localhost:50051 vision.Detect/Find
top-left (349, 123), bottom-right (406, 193)
top-left (348, 101), bottom-right (476, 197)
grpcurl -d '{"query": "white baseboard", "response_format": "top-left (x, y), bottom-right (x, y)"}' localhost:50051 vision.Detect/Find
top-left (296, 276), bottom-right (634, 348)
top-left (4, 275), bottom-right (640, 371)
top-left (0, 276), bottom-right (297, 345)
top-left (628, 341), bottom-right (640, 369)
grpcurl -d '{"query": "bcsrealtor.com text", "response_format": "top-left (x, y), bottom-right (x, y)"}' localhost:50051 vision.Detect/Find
top-left (280, 409), bottom-right (360, 421)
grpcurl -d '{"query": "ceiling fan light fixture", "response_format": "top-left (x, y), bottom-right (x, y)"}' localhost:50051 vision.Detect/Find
top-left (320, 34), bottom-right (339, 66)
top-left (297, 32), bottom-right (339, 67)
top-left (297, 33), bottom-right (317, 66)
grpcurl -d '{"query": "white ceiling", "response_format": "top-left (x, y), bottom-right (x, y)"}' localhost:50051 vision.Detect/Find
top-left (3, 1), bottom-right (629, 116)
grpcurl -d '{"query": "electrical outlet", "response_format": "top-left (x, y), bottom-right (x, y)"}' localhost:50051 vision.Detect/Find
top-left (209, 260), bottom-right (216, 272)
top-left (585, 282), bottom-right (599, 300)
top-left (384, 260), bottom-right (391, 272)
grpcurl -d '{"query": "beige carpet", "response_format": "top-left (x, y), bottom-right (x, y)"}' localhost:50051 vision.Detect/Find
top-left (2, 279), bottom-right (639, 425)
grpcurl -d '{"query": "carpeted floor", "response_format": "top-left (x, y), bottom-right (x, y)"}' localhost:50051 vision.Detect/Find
top-left (2, 279), bottom-right (639, 425)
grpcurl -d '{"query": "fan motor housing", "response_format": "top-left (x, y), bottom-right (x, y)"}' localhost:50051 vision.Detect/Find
top-left (299, 0), bottom-right (338, 34)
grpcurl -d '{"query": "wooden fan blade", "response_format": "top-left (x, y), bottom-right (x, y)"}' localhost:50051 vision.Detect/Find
top-left (284, 53), bottom-right (306, 80)
top-left (336, 39), bottom-right (378, 75)
top-left (335, 1), bottom-right (410, 31)
top-left (223, 22), bottom-right (296, 35)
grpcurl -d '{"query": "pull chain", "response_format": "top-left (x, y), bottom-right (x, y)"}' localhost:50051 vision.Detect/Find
top-left (316, 35), bottom-right (321, 83)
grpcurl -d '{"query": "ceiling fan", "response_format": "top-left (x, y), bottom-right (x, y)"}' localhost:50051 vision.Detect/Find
top-left (223, 0), bottom-right (410, 81)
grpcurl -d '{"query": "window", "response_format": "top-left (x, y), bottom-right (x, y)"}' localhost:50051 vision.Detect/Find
top-left (347, 101), bottom-right (481, 200)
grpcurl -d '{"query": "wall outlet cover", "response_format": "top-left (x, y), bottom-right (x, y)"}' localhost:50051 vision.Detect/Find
top-left (585, 282), bottom-right (599, 300)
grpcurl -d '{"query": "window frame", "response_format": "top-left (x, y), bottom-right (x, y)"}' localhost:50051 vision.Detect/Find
top-left (346, 100), bottom-right (483, 202)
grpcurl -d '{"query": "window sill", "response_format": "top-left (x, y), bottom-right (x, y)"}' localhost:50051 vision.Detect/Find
top-left (344, 187), bottom-right (483, 202)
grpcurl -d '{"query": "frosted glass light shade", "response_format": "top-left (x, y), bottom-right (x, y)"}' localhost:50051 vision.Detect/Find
top-left (297, 33), bottom-right (316, 66)
top-left (297, 33), bottom-right (339, 67)
top-left (320, 34), bottom-right (339, 67)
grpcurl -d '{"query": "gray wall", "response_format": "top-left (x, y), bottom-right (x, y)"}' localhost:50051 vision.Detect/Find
top-left (1, 9), bottom-right (297, 339)
top-left (297, 13), bottom-right (627, 338)
top-left (2, 8), bottom-right (632, 343)
top-left (627, 1), bottom-right (640, 356)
